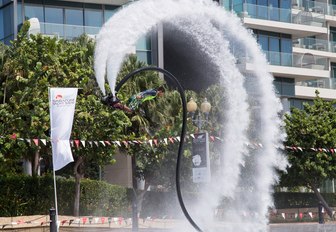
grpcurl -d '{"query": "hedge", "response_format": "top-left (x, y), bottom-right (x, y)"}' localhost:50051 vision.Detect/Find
top-left (274, 192), bottom-right (336, 209)
top-left (0, 175), bottom-right (129, 217)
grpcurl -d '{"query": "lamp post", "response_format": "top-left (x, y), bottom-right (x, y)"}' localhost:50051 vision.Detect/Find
top-left (187, 98), bottom-right (211, 131)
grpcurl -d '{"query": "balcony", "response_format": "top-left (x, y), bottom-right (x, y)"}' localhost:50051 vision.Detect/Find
top-left (296, 78), bottom-right (336, 89)
top-left (294, 38), bottom-right (336, 53)
top-left (238, 51), bottom-right (330, 79)
top-left (235, 3), bottom-right (325, 25)
top-left (39, 22), bottom-right (100, 40)
top-left (294, 0), bottom-right (336, 17)
top-left (235, 3), bottom-right (327, 37)
top-left (265, 51), bottom-right (328, 70)
top-left (295, 78), bottom-right (336, 100)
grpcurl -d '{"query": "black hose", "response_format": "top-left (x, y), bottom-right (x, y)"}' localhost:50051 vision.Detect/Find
top-left (114, 66), bottom-right (202, 232)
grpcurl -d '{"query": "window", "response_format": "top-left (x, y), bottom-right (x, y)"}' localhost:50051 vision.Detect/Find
top-left (104, 6), bottom-right (118, 22)
top-left (65, 8), bottom-right (83, 39)
top-left (45, 7), bottom-right (63, 37)
top-left (24, 4), bottom-right (43, 22)
top-left (1, 3), bottom-right (13, 43)
top-left (273, 77), bottom-right (294, 97)
top-left (65, 8), bottom-right (83, 26)
top-left (84, 8), bottom-right (102, 27)
top-left (269, 36), bottom-right (280, 65)
top-left (330, 27), bottom-right (336, 42)
top-left (331, 62), bottom-right (336, 79)
top-left (0, 7), bottom-right (3, 40)
top-left (17, 2), bottom-right (23, 25)
top-left (255, 30), bottom-right (292, 66)
top-left (136, 35), bottom-right (152, 64)
top-left (45, 7), bottom-right (63, 24)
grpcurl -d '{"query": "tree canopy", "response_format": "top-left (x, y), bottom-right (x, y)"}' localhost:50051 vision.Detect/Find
top-left (281, 91), bottom-right (336, 217)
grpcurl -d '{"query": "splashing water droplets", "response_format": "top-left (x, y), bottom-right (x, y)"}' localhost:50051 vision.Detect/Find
top-left (94, 0), bottom-right (287, 231)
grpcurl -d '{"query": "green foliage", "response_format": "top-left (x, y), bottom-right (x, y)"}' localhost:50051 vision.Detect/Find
top-left (0, 175), bottom-right (128, 217)
top-left (281, 92), bottom-right (336, 189)
top-left (0, 21), bottom-right (130, 175)
top-left (273, 192), bottom-right (336, 209)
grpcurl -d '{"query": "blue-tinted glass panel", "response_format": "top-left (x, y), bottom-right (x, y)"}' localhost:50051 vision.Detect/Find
top-left (257, 1), bottom-right (268, 19)
top-left (24, 4), bottom-right (44, 22)
top-left (269, 0), bottom-right (279, 21)
top-left (223, 0), bottom-right (231, 10)
top-left (104, 9), bottom-right (118, 22)
top-left (84, 9), bottom-right (102, 27)
top-left (258, 34), bottom-right (268, 51)
top-left (280, 0), bottom-right (291, 9)
top-left (45, 7), bottom-right (63, 37)
top-left (17, 2), bottom-right (23, 25)
top-left (247, 0), bottom-right (256, 4)
top-left (65, 8), bottom-right (83, 39)
top-left (274, 77), bottom-right (294, 97)
top-left (45, 7), bottom-right (63, 24)
top-left (0, 8), bottom-right (3, 40)
top-left (281, 38), bottom-right (292, 53)
top-left (281, 39), bottom-right (292, 66)
top-left (2, 4), bottom-right (13, 41)
top-left (136, 51), bottom-right (151, 64)
top-left (136, 35), bottom-right (151, 50)
top-left (269, 37), bottom-right (280, 65)
top-left (232, 0), bottom-right (244, 14)
top-left (65, 8), bottom-right (83, 25)
top-left (269, 37), bottom-right (279, 51)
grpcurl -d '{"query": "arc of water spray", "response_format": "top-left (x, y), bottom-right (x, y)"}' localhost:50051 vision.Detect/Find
top-left (94, 0), bottom-right (287, 231)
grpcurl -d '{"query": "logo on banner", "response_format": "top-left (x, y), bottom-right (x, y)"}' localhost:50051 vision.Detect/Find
top-left (52, 94), bottom-right (75, 107)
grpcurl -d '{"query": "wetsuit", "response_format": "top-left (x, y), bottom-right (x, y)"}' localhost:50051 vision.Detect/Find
top-left (127, 89), bottom-right (158, 111)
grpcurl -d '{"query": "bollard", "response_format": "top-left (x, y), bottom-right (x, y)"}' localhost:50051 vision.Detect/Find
top-left (50, 208), bottom-right (57, 232)
top-left (318, 202), bottom-right (324, 224)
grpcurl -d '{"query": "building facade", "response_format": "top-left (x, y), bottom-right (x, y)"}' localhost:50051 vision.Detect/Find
top-left (222, 0), bottom-right (336, 109)
top-left (0, 0), bottom-right (152, 63)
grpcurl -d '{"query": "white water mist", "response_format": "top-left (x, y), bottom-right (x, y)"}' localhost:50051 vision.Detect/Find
top-left (94, 0), bottom-right (287, 231)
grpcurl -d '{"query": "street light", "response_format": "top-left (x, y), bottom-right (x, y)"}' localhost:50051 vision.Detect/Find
top-left (187, 97), bottom-right (211, 130)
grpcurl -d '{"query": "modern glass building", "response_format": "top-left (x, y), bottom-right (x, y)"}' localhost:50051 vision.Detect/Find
top-left (222, 0), bottom-right (336, 192)
top-left (222, 0), bottom-right (336, 105)
top-left (0, 0), bottom-right (152, 64)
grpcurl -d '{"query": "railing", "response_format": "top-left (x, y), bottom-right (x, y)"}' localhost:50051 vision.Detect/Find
top-left (39, 23), bottom-right (100, 40)
top-left (294, 0), bottom-right (336, 17)
top-left (263, 51), bottom-right (329, 70)
top-left (234, 3), bottom-right (292, 23)
top-left (236, 50), bottom-right (329, 71)
top-left (296, 78), bottom-right (336, 90)
top-left (294, 38), bottom-right (336, 53)
top-left (234, 3), bottom-right (326, 26)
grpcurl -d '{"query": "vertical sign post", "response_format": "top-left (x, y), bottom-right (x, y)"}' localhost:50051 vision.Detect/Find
top-left (192, 132), bottom-right (211, 183)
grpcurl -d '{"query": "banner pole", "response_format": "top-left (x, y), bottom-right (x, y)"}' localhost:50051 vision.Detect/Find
top-left (53, 167), bottom-right (59, 232)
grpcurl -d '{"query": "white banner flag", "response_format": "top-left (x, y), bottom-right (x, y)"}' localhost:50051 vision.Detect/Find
top-left (49, 88), bottom-right (78, 171)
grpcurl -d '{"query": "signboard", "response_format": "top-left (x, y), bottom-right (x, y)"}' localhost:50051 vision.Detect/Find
top-left (192, 132), bottom-right (211, 183)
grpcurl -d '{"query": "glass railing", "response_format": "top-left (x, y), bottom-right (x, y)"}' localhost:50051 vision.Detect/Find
top-left (296, 78), bottom-right (336, 90)
top-left (301, 0), bottom-right (328, 14)
top-left (294, 0), bottom-right (336, 16)
top-left (234, 3), bottom-right (326, 26)
top-left (237, 50), bottom-right (329, 71)
top-left (234, 3), bottom-right (292, 23)
top-left (39, 23), bottom-right (100, 40)
top-left (262, 51), bottom-right (329, 70)
top-left (295, 38), bottom-right (336, 53)
top-left (263, 51), bottom-right (293, 66)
